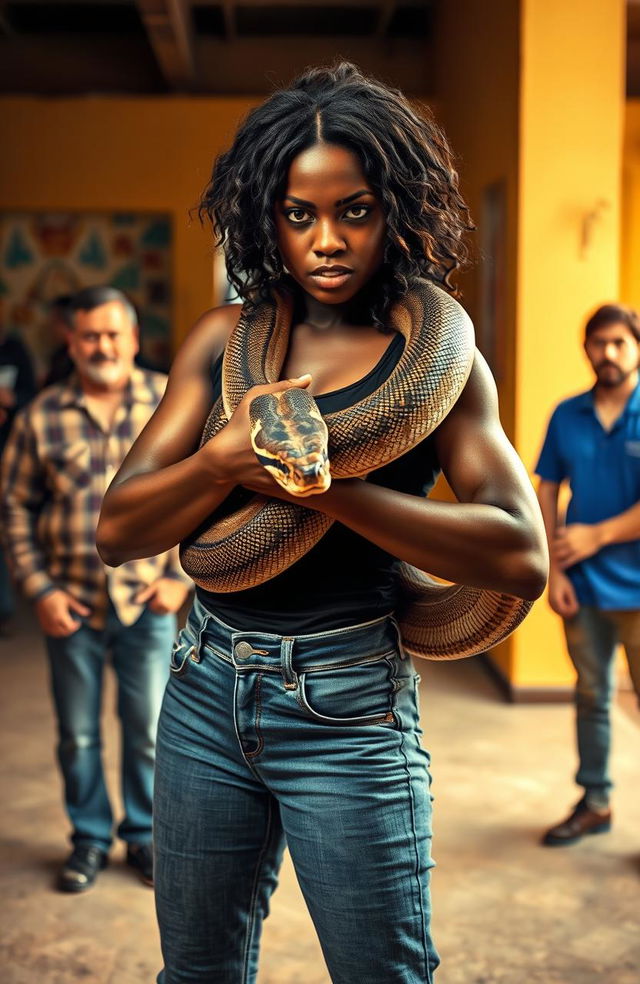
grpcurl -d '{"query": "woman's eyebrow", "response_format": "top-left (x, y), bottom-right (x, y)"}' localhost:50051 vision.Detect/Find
top-left (335, 189), bottom-right (372, 207)
top-left (283, 189), bottom-right (373, 209)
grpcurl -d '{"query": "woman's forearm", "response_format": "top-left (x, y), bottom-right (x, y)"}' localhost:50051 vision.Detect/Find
top-left (97, 446), bottom-right (233, 565)
top-left (316, 479), bottom-right (547, 600)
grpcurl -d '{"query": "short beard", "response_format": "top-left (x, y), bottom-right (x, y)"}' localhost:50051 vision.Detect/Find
top-left (80, 360), bottom-right (126, 387)
top-left (595, 365), bottom-right (632, 388)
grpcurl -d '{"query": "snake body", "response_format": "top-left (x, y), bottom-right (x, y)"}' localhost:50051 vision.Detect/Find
top-left (180, 279), bottom-right (532, 660)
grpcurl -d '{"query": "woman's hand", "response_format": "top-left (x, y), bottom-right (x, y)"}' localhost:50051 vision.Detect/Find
top-left (207, 374), bottom-right (312, 491)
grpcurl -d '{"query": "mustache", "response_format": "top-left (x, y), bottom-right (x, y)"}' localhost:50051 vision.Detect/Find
top-left (88, 354), bottom-right (118, 365)
top-left (596, 361), bottom-right (620, 372)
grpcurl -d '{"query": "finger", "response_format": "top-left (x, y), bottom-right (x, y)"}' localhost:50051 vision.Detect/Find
top-left (135, 585), bottom-right (156, 603)
top-left (555, 539), bottom-right (574, 559)
top-left (67, 597), bottom-right (91, 616)
top-left (254, 374), bottom-right (312, 396)
top-left (147, 599), bottom-right (168, 614)
top-left (57, 617), bottom-right (80, 635)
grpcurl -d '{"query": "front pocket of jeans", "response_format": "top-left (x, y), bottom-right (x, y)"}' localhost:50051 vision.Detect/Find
top-left (169, 629), bottom-right (198, 678)
top-left (297, 653), bottom-right (398, 726)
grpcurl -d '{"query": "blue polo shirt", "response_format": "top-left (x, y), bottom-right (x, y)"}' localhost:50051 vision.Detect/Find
top-left (535, 384), bottom-right (640, 610)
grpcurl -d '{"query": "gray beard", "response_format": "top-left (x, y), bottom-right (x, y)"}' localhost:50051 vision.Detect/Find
top-left (81, 361), bottom-right (124, 386)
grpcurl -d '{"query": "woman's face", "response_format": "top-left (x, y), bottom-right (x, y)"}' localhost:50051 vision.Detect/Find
top-left (275, 143), bottom-right (386, 306)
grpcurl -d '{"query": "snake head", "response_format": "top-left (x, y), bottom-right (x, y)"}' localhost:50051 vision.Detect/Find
top-left (249, 388), bottom-right (331, 496)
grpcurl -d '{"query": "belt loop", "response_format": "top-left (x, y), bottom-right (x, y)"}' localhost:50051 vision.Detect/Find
top-left (280, 637), bottom-right (298, 691)
top-left (389, 614), bottom-right (407, 658)
top-left (195, 613), bottom-right (212, 660)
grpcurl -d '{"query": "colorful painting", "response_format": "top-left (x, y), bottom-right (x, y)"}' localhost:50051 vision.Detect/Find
top-left (0, 212), bottom-right (173, 376)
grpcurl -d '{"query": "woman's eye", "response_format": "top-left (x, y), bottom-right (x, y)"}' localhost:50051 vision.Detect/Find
top-left (286, 208), bottom-right (312, 224)
top-left (344, 205), bottom-right (371, 220)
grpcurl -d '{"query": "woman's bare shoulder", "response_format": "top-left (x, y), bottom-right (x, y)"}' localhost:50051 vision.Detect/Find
top-left (175, 303), bottom-right (242, 370)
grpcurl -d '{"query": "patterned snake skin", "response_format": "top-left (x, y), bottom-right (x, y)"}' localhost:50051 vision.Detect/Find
top-left (180, 279), bottom-right (532, 660)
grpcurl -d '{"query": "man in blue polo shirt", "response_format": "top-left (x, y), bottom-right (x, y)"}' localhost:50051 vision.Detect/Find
top-left (536, 303), bottom-right (640, 846)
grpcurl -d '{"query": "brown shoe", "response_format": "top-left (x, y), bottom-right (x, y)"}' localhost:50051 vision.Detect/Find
top-left (542, 800), bottom-right (612, 846)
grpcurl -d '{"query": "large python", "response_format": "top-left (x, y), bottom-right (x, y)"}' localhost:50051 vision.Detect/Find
top-left (180, 279), bottom-right (532, 660)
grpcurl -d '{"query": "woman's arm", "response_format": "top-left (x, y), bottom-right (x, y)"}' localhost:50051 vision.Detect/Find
top-left (97, 304), bottom-right (313, 566)
top-left (243, 351), bottom-right (549, 600)
top-left (97, 306), bottom-right (239, 565)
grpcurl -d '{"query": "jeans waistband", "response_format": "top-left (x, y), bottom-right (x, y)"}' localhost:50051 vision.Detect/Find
top-left (185, 596), bottom-right (404, 677)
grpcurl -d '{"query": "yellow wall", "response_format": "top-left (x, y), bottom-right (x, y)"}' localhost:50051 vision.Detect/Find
top-left (513, 0), bottom-right (626, 688)
top-left (435, 0), bottom-right (626, 693)
top-left (0, 95), bottom-right (257, 347)
top-left (433, 0), bottom-right (522, 683)
top-left (622, 101), bottom-right (640, 311)
top-left (0, 26), bottom-right (628, 692)
top-left (434, 0), bottom-right (520, 439)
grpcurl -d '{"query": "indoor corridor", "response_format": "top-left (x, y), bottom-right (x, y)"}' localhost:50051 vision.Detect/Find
top-left (1, 598), bottom-right (638, 984)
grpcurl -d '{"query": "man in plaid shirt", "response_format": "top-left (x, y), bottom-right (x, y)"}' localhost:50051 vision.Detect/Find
top-left (1, 286), bottom-right (191, 893)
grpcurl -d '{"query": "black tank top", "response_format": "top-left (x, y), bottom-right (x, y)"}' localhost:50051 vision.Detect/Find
top-left (196, 332), bottom-right (441, 632)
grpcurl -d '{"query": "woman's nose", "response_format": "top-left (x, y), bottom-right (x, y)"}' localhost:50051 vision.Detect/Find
top-left (312, 220), bottom-right (346, 256)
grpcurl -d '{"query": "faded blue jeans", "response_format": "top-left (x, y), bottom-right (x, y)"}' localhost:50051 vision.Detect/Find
top-left (154, 598), bottom-right (438, 983)
top-left (45, 603), bottom-right (175, 851)
top-left (563, 606), bottom-right (640, 809)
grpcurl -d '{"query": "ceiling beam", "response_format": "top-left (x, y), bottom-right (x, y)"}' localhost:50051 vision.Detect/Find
top-left (136, 0), bottom-right (196, 90)
top-left (190, 0), bottom-right (380, 6)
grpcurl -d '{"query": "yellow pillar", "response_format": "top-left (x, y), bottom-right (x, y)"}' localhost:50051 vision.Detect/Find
top-left (621, 101), bottom-right (640, 311)
top-left (512, 0), bottom-right (626, 694)
top-left (435, 0), bottom-right (625, 697)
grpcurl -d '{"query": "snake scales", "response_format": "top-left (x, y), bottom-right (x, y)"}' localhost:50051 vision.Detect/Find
top-left (180, 279), bottom-right (532, 660)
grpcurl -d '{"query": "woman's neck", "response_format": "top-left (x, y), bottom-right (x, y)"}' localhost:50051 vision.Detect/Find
top-left (294, 285), bottom-right (382, 334)
top-left (300, 294), bottom-right (351, 332)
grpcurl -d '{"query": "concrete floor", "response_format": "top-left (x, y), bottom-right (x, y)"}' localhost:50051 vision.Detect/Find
top-left (1, 601), bottom-right (638, 984)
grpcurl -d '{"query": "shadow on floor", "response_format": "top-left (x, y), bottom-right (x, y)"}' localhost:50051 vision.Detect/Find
top-left (1, 599), bottom-right (638, 984)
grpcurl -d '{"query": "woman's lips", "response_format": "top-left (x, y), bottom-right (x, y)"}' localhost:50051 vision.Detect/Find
top-left (309, 269), bottom-right (353, 290)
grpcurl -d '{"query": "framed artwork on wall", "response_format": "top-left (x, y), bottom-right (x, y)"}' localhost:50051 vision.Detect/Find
top-left (0, 211), bottom-right (173, 378)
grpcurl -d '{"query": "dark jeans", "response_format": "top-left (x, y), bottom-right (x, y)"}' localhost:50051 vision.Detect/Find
top-left (154, 598), bottom-right (439, 984)
top-left (45, 604), bottom-right (175, 851)
top-left (563, 605), bottom-right (640, 809)
top-left (0, 546), bottom-right (14, 621)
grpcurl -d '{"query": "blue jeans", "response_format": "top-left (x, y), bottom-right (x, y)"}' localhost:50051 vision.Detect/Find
top-left (154, 599), bottom-right (438, 984)
top-left (563, 606), bottom-right (640, 809)
top-left (45, 603), bottom-right (176, 851)
top-left (0, 545), bottom-right (14, 621)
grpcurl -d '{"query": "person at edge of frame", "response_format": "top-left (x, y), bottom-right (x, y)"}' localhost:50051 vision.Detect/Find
top-left (96, 64), bottom-right (548, 984)
top-left (536, 303), bottom-right (640, 847)
top-left (0, 317), bottom-right (37, 630)
top-left (1, 285), bottom-right (192, 894)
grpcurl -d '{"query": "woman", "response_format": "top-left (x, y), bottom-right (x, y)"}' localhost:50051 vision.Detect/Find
top-left (98, 63), bottom-right (547, 984)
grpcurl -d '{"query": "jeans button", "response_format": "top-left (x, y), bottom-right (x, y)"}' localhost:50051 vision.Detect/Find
top-left (234, 641), bottom-right (254, 661)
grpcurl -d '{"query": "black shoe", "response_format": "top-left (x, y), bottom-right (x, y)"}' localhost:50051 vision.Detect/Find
top-left (57, 845), bottom-right (108, 893)
top-left (126, 842), bottom-right (154, 887)
top-left (542, 799), bottom-right (612, 847)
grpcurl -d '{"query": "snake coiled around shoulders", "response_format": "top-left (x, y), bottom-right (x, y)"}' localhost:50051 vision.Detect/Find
top-left (180, 279), bottom-right (532, 660)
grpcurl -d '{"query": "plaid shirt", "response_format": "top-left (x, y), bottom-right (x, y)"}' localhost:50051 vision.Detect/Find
top-left (1, 368), bottom-right (190, 628)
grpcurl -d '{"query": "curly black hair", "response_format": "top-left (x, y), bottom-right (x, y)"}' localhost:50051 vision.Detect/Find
top-left (198, 62), bottom-right (472, 324)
